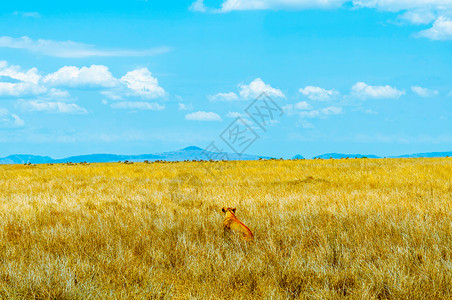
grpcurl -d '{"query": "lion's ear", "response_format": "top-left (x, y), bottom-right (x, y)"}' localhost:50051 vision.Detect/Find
top-left (232, 208), bottom-right (236, 213)
top-left (222, 207), bottom-right (226, 213)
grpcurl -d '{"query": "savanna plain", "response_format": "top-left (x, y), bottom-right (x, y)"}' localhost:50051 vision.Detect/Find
top-left (0, 158), bottom-right (451, 299)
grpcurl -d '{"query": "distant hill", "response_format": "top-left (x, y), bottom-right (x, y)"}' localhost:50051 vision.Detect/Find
top-left (53, 153), bottom-right (165, 164)
top-left (1, 147), bottom-right (451, 165)
top-left (313, 153), bottom-right (380, 159)
top-left (155, 146), bottom-right (266, 161)
top-left (0, 154), bottom-right (54, 165)
top-left (390, 151), bottom-right (452, 158)
top-left (0, 146), bottom-right (269, 165)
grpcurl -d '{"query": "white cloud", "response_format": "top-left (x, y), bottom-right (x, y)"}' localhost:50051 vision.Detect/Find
top-left (352, 0), bottom-right (452, 12)
top-left (219, 0), bottom-right (452, 12)
top-left (208, 78), bottom-right (284, 102)
top-left (294, 101), bottom-right (311, 110)
top-left (0, 36), bottom-right (172, 58)
top-left (0, 63), bottom-right (168, 102)
top-left (185, 111), bottom-right (222, 121)
top-left (398, 10), bottom-right (436, 25)
top-left (0, 61), bottom-right (69, 99)
top-left (239, 78), bottom-right (285, 99)
top-left (225, 112), bottom-right (255, 127)
top-left (178, 102), bottom-right (193, 111)
top-left (299, 86), bottom-right (338, 101)
top-left (99, 67), bottom-right (166, 100)
top-left (0, 61), bottom-right (167, 115)
top-left (43, 65), bottom-right (118, 88)
top-left (190, 0), bottom-right (207, 12)
top-left (282, 101), bottom-right (311, 116)
top-left (417, 16), bottom-right (452, 40)
top-left (411, 86), bottom-right (439, 97)
top-left (0, 60), bottom-right (41, 84)
top-left (199, 0), bottom-right (452, 34)
top-left (0, 108), bottom-right (24, 127)
top-left (284, 101), bottom-right (341, 119)
top-left (0, 82), bottom-right (47, 98)
top-left (201, 0), bottom-right (452, 13)
top-left (299, 120), bottom-right (315, 128)
top-left (13, 11), bottom-right (41, 18)
top-left (110, 101), bottom-right (165, 111)
top-left (208, 92), bottom-right (239, 101)
top-left (351, 82), bottom-right (405, 100)
top-left (18, 100), bottom-right (88, 114)
top-left (226, 111), bottom-right (244, 118)
top-left (101, 91), bottom-right (123, 100)
top-left (118, 68), bottom-right (166, 99)
top-left (321, 106), bottom-right (342, 115)
top-left (299, 106), bottom-right (343, 118)
top-left (219, 0), bottom-right (347, 12)
top-left (47, 88), bottom-right (71, 99)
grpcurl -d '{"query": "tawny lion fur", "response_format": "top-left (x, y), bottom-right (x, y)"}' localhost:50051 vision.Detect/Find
top-left (222, 207), bottom-right (254, 241)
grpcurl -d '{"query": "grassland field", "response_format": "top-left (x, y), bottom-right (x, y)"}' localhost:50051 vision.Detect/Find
top-left (0, 158), bottom-right (451, 299)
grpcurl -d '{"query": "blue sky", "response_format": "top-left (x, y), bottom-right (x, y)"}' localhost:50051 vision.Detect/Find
top-left (0, 0), bottom-right (451, 159)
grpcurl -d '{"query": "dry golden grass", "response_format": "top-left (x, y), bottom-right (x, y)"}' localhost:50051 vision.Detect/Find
top-left (0, 158), bottom-right (451, 299)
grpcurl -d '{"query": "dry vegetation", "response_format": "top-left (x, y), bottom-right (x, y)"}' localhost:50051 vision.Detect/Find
top-left (0, 158), bottom-right (451, 299)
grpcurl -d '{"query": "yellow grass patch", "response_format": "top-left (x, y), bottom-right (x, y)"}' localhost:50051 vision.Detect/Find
top-left (0, 158), bottom-right (451, 298)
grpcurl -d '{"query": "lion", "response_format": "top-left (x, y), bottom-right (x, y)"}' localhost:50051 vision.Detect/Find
top-left (222, 207), bottom-right (254, 241)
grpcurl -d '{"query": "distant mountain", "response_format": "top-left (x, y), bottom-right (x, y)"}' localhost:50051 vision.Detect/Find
top-left (313, 153), bottom-right (380, 159)
top-left (155, 146), bottom-right (266, 161)
top-left (0, 146), bottom-right (269, 165)
top-left (1, 147), bottom-right (450, 165)
top-left (53, 153), bottom-right (164, 164)
top-left (0, 154), bottom-right (54, 165)
top-left (391, 151), bottom-right (452, 158)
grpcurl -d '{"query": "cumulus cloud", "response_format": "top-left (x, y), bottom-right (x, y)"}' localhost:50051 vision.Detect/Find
top-left (185, 111), bottom-right (222, 121)
top-left (0, 61), bottom-right (69, 99)
top-left (189, 0), bottom-right (207, 12)
top-left (226, 111), bottom-right (244, 118)
top-left (178, 102), bottom-right (193, 111)
top-left (0, 61), bottom-right (166, 113)
top-left (283, 101), bottom-right (341, 119)
top-left (283, 101), bottom-right (311, 115)
top-left (398, 10), bottom-right (436, 25)
top-left (299, 106), bottom-right (343, 118)
top-left (411, 86), bottom-right (439, 97)
top-left (352, 0), bottom-right (452, 12)
top-left (299, 86), bottom-right (339, 101)
top-left (0, 36), bottom-right (172, 58)
top-left (219, 0), bottom-right (346, 12)
top-left (46, 88), bottom-right (71, 99)
top-left (110, 101), bottom-right (165, 111)
top-left (239, 78), bottom-right (285, 99)
top-left (208, 78), bottom-right (284, 101)
top-left (351, 82), bottom-right (405, 100)
top-left (195, 0), bottom-right (452, 14)
top-left (13, 11), bottom-right (41, 18)
top-left (0, 108), bottom-right (24, 127)
top-left (417, 16), bottom-right (452, 40)
top-left (208, 92), bottom-right (239, 101)
top-left (43, 65), bottom-right (118, 88)
top-left (115, 68), bottom-right (166, 99)
top-left (0, 82), bottom-right (47, 98)
top-left (294, 101), bottom-right (311, 110)
top-left (17, 100), bottom-right (88, 114)
top-left (195, 0), bottom-right (452, 38)
top-left (41, 65), bottom-right (166, 101)
top-left (0, 60), bottom-right (40, 84)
